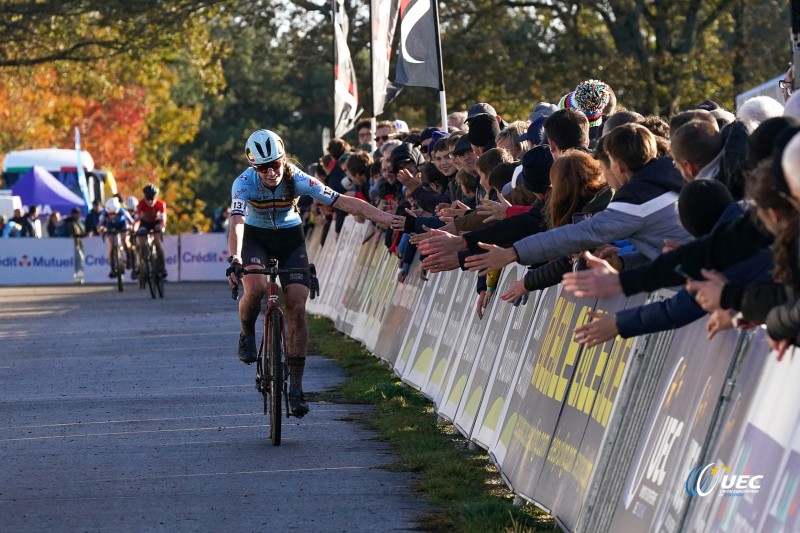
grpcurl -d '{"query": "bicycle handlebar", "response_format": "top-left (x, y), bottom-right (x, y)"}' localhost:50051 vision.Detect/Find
top-left (230, 263), bottom-right (319, 300)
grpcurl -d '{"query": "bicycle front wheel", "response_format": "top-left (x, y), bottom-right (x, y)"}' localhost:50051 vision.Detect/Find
top-left (266, 308), bottom-right (283, 446)
top-left (148, 245), bottom-right (159, 299)
top-left (113, 244), bottom-right (124, 292)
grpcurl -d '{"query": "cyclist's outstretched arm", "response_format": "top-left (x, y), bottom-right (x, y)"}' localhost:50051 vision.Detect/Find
top-left (332, 195), bottom-right (392, 226)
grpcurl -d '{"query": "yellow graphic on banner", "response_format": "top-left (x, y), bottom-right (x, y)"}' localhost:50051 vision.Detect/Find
top-left (591, 335), bottom-right (634, 428)
top-left (530, 297), bottom-right (580, 403)
top-left (411, 347), bottom-right (433, 375)
top-left (567, 306), bottom-right (608, 414)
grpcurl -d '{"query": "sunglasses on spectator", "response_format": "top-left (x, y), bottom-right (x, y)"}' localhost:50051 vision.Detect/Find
top-left (780, 80), bottom-right (794, 95)
top-left (252, 160), bottom-right (282, 173)
top-left (375, 134), bottom-right (393, 142)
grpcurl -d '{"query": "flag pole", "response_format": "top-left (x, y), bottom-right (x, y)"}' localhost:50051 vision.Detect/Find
top-left (332, 0), bottom-right (337, 135)
top-left (369, 1), bottom-right (377, 145)
top-left (432, 0), bottom-right (447, 129)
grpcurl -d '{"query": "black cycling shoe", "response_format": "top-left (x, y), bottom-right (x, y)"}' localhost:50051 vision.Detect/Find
top-left (238, 333), bottom-right (257, 364)
top-left (288, 391), bottom-right (309, 418)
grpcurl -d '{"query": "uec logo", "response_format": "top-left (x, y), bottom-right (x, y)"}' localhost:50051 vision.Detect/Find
top-left (685, 462), bottom-right (762, 496)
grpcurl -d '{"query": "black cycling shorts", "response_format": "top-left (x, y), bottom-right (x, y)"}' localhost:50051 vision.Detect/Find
top-left (137, 221), bottom-right (162, 234)
top-left (241, 224), bottom-right (309, 288)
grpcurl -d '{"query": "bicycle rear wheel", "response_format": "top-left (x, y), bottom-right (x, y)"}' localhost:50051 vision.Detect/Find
top-left (154, 245), bottom-right (165, 299)
top-left (266, 308), bottom-right (283, 446)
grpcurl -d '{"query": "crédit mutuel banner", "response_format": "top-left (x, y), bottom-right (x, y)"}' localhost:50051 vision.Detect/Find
top-left (0, 233), bottom-right (223, 284)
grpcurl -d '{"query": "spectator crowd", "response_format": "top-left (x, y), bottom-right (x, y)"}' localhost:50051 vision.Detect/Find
top-left (300, 71), bottom-right (800, 356)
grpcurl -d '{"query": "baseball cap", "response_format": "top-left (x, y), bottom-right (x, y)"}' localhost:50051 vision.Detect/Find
top-left (466, 102), bottom-right (497, 122)
top-left (452, 135), bottom-right (473, 156)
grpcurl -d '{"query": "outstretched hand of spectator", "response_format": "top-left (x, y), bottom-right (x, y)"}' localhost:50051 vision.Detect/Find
top-left (418, 228), bottom-right (466, 272)
top-left (573, 310), bottom-right (617, 348)
top-left (561, 251), bottom-right (623, 298)
top-left (396, 168), bottom-right (422, 192)
top-left (389, 214), bottom-right (408, 232)
top-left (464, 243), bottom-right (518, 276)
top-left (769, 336), bottom-right (792, 362)
top-left (500, 279), bottom-right (529, 304)
top-left (686, 269), bottom-right (728, 312)
top-left (476, 290), bottom-right (492, 320)
top-left (706, 309), bottom-right (734, 340)
top-left (438, 200), bottom-right (470, 219)
top-left (476, 195), bottom-right (510, 223)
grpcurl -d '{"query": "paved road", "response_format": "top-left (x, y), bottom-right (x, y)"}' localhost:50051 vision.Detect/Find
top-left (0, 282), bottom-right (428, 532)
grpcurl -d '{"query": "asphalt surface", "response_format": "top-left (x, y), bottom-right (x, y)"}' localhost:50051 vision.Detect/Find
top-left (0, 282), bottom-right (429, 532)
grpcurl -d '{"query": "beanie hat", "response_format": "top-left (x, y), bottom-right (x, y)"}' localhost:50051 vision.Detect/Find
top-left (390, 143), bottom-right (424, 172)
top-left (428, 130), bottom-right (450, 152)
top-left (419, 127), bottom-right (438, 143)
top-left (678, 179), bottom-right (733, 237)
top-left (697, 100), bottom-right (720, 112)
top-left (518, 116), bottom-right (547, 145)
top-left (528, 102), bottom-right (558, 123)
top-left (520, 145), bottom-right (554, 194)
top-left (467, 114), bottom-right (501, 148)
top-left (559, 80), bottom-right (611, 127)
top-left (746, 116), bottom-right (800, 169)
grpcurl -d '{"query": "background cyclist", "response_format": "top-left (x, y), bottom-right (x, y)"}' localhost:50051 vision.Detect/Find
top-left (97, 197), bottom-right (133, 278)
top-left (133, 184), bottom-right (167, 279)
top-left (225, 129), bottom-right (393, 418)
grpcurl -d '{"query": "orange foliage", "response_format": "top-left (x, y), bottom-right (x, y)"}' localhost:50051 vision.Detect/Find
top-left (0, 65), bottom-right (157, 193)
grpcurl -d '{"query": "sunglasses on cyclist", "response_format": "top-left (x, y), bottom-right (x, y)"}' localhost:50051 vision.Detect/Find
top-left (252, 160), bottom-right (282, 173)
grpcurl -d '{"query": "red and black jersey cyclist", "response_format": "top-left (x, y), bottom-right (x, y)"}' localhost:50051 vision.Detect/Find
top-left (133, 184), bottom-right (167, 279)
top-left (225, 129), bottom-right (393, 417)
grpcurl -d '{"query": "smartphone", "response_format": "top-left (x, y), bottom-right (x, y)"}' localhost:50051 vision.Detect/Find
top-left (572, 212), bottom-right (592, 224)
top-left (674, 264), bottom-right (693, 280)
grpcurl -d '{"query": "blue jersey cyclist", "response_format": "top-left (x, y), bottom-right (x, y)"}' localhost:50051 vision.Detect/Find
top-left (225, 129), bottom-right (393, 417)
top-left (97, 197), bottom-right (134, 277)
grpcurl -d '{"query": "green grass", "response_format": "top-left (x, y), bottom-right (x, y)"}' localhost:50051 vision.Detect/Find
top-left (308, 315), bottom-right (557, 533)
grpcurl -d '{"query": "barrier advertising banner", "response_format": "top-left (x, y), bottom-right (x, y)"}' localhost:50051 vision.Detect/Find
top-left (82, 235), bottom-right (179, 283)
top-left (339, 231), bottom-right (376, 336)
top-left (0, 238), bottom-right (75, 284)
top-left (700, 335), bottom-right (800, 532)
top-left (373, 257), bottom-right (425, 365)
top-left (452, 269), bottom-right (519, 438)
top-left (532, 294), bottom-right (644, 531)
top-left (179, 233), bottom-right (229, 281)
top-left (436, 273), bottom-right (495, 423)
top-left (500, 290), bottom-right (597, 501)
top-left (683, 331), bottom-right (769, 532)
top-left (393, 267), bottom-right (440, 376)
top-left (491, 285), bottom-right (560, 469)
top-left (361, 248), bottom-right (397, 353)
top-left (471, 266), bottom-right (540, 450)
top-left (422, 271), bottom-right (475, 403)
top-left (350, 234), bottom-right (386, 343)
top-left (400, 269), bottom-right (459, 389)
top-left (608, 321), bottom-right (740, 533)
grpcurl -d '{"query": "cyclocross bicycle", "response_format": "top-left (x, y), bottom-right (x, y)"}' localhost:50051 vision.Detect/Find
top-left (231, 259), bottom-right (319, 446)
top-left (106, 229), bottom-right (126, 292)
top-left (135, 230), bottom-right (165, 298)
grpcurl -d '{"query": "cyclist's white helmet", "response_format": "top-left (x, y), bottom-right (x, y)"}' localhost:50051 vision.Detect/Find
top-left (245, 129), bottom-right (285, 165)
top-left (105, 197), bottom-right (121, 214)
top-left (125, 196), bottom-right (138, 211)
